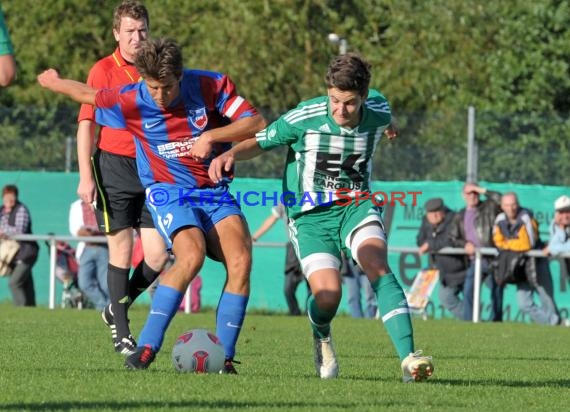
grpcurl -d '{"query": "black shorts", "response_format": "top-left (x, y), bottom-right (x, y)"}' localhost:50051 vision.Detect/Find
top-left (92, 149), bottom-right (154, 233)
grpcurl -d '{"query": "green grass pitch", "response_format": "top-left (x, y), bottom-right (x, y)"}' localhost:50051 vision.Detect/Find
top-left (1, 304), bottom-right (568, 411)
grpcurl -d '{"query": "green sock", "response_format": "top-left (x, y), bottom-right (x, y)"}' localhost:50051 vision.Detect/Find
top-left (372, 273), bottom-right (414, 361)
top-left (307, 295), bottom-right (337, 339)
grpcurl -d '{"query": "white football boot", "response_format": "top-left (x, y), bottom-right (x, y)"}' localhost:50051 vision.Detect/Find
top-left (313, 334), bottom-right (339, 379)
top-left (401, 350), bottom-right (434, 383)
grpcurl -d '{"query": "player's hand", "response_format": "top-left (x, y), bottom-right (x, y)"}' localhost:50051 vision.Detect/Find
top-left (209, 152), bottom-right (235, 184)
top-left (37, 68), bottom-right (60, 90)
top-left (189, 133), bottom-right (213, 161)
top-left (384, 122), bottom-right (398, 140)
top-left (77, 177), bottom-right (97, 205)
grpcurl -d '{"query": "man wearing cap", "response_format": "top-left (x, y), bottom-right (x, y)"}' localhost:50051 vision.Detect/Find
top-left (449, 182), bottom-right (503, 321)
top-left (417, 198), bottom-right (468, 319)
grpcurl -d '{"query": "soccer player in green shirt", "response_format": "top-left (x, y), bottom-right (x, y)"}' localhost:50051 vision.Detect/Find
top-left (209, 53), bottom-right (434, 382)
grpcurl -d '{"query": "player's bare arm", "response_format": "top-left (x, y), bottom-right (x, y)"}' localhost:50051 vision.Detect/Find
top-left (189, 114), bottom-right (267, 160)
top-left (208, 137), bottom-right (264, 183)
top-left (76, 120), bottom-right (98, 203)
top-left (37, 69), bottom-right (98, 105)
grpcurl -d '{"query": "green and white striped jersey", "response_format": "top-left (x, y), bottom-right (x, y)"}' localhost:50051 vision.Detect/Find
top-left (256, 89), bottom-right (391, 218)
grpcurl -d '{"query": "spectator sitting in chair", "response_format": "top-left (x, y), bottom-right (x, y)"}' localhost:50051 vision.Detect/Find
top-left (492, 192), bottom-right (566, 326)
top-left (416, 198), bottom-right (467, 319)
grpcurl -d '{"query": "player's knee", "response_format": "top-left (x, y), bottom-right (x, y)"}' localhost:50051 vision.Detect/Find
top-left (227, 251), bottom-right (252, 275)
top-left (107, 230), bottom-right (133, 251)
top-left (224, 253), bottom-right (251, 289)
top-left (314, 289), bottom-right (341, 312)
top-left (144, 249), bottom-right (169, 271)
top-left (175, 249), bottom-right (205, 275)
top-left (359, 259), bottom-right (389, 279)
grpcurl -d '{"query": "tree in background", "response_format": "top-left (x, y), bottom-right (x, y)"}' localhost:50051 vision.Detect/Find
top-left (0, 0), bottom-right (568, 183)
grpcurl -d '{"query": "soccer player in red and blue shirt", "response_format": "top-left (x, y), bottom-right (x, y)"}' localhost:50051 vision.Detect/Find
top-left (38, 37), bottom-right (267, 372)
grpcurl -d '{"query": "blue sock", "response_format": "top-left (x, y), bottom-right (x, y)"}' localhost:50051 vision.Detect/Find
top-left (216, 292), bottom-right (248, 360)
top-left (138, 285), bottom-right (183, 352)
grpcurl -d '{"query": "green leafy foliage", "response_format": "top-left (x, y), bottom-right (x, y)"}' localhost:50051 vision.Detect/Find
top-left (0, 0), bottom-right (568, 183)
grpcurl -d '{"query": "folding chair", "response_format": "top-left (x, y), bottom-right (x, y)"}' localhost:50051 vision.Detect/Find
top-left (405, 269), bottom-right (439, 320)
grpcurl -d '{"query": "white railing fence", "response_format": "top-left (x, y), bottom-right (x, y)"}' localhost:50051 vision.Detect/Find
top-left (8, 234), bottom-right (566, 322)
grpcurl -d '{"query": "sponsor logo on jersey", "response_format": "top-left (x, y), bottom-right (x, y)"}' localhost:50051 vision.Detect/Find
top-left (157, 137), bottom-right (195, 159)
top-left (188, 107), bottom-right (208, 130)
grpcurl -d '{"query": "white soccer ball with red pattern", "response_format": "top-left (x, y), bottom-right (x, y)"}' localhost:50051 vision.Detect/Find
top-left (172, 328), bottom-right (225, 373)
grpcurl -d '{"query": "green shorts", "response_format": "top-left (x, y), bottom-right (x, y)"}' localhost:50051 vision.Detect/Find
top-left (287, 199), bottom-right (385, 269)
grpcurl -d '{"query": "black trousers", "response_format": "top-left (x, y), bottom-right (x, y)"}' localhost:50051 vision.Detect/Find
top-left (284, 242), bottom-right (310, 315)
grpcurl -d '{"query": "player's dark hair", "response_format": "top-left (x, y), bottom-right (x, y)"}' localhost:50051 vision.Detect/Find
top-left (135, 37), bottom-right (183, 81)
top-left (325, 53), bottom-right (371, 96)
top-left (113, 0), bottom-right (149, 31)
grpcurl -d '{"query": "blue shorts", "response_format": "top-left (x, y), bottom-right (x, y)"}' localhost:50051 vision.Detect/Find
top-left (145, 183), bottom-right (243, 249)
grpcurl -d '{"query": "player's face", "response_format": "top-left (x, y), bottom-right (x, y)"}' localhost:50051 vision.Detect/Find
top-left (114, 17), bottom-right (149, 63)
top-left (145, 76), bottom-right (181, 109)
top-left (328, 88), bottom-right (365, 128)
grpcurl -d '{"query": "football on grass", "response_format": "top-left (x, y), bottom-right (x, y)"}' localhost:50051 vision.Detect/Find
top-left (172, 328), bottom-right (225, 373)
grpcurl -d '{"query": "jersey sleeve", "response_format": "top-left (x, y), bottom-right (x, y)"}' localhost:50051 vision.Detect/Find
top-left (255, 110), bottom-right (302, 151)
top-left (213, 74), bottom-right (258, 121)
top-left (94, 88), bottom-right (128, 130)
top-left (365, 89), bottom-right (392, 127)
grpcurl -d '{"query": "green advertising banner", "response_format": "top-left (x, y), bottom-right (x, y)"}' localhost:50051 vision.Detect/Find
top-left (0, 172), bottom-right (568, 322)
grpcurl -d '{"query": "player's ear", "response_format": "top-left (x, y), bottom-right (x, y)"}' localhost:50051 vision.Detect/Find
top-left (113, 29), bottom-right (120, 42)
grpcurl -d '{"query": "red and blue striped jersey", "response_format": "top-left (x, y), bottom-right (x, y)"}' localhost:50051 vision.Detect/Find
top-left (94, 69), bottom-right (258, 188)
